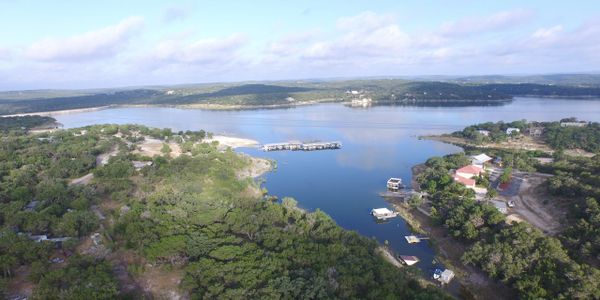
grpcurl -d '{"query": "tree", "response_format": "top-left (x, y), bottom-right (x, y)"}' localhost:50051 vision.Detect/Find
top-left (161, 143), bottom-right (172, 156)
top-left (407, 194), bottom-right (423, 208)
top-left (486, 189), bottom-right (498, 200)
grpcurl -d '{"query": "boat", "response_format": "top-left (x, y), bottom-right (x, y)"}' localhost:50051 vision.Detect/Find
top-left (399, 255), bottom-right (420, 266)
top-left (404, 235), bottom-right (421, 244)
top-left (433, 268), bottom-right (443, 280)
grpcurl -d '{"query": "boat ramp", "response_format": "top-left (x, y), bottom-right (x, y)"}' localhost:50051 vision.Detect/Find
top-left (262, 141), bottom-right (342, 152)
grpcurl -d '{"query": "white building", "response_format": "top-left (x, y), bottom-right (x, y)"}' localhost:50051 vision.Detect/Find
top-left (477, 130), bottom-right (490, 136)
top-left (438, 269), bottom-right (455, 284)
top-left (471, 153), bottom-right (493, 167)
top-left (506, 128), bottom-right (520, 135)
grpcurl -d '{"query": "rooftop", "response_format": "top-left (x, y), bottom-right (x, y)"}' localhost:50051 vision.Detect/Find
top-left (456, 165), bottom-right (483, 175)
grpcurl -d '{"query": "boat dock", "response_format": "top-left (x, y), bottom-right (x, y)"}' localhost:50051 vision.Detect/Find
top-left (262, 141), bottom-right (342, 152)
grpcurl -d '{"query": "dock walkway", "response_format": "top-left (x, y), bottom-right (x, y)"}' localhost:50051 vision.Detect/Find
top-left (262, 141), bottom-right (342, 152)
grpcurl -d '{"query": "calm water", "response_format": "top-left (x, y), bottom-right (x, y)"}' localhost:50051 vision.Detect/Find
top-left (53, 97), bottom-right (600, 275)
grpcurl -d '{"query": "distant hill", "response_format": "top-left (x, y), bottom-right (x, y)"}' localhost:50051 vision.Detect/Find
top-left (3, 77), bottom-right (600, 115)
top-left (453, 74), bottom-right (600, 86)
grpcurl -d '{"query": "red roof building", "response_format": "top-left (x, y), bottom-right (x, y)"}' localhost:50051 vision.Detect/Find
top-left (455, 165), bottom-right (483, 178)
top-left (453, 175), bottom-right (476, 188)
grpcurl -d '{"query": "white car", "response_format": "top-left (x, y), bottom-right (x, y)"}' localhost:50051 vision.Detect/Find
top-left (507, 200), bottom-right (515, 208)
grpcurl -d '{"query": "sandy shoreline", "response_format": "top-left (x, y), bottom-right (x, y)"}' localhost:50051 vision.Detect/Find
top-left (2, 106), bottom-right (114, 117)
top-left (204, 135), bottom-right (259, 149)
top-left (1, 99), bottom-right (339, 117)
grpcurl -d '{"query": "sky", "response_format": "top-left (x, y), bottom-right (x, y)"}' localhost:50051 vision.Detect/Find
top-left (1, 0), bottom-right (599, 90)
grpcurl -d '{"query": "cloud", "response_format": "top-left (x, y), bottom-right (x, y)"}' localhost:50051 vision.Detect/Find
top-left (336, 11), bottom-right (397, 32)
top-left (0, 47), bottom-right (11, 60)
top-left (302, 12), bottom-right (411, 61)
top-left (25, 16), bottom-right (144, 62)
top-left (163, 4), bottom-right (192, 23)
top-left (438, 9), bottom-right (534, 37)
top-left (153, 33), bottom-right (247, 65)
top-left (531, 25), bottom-right (563, 39)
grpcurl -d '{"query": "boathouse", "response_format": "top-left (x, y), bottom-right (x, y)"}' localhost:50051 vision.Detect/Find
top-left (371, 208), bottom-right (397, 220)
top-left (387, 178), bottom-right (403, 190)
top-left (399, 255), bottom-right (420, 266)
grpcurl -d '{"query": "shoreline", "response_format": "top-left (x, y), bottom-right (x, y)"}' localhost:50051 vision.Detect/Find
top-left (2, 106), bottom-right (114, 117)
top-left (383, 164), bottom-right (516, 300)
top-left (0, 100), bottom-right (337, 117)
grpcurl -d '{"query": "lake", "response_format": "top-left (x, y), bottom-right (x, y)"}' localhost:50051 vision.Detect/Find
top-left (52, 97), bottom-right (600, 276)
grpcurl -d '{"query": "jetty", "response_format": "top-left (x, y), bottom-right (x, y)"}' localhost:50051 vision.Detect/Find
top-left (262, 141), bottom-right (342, 152)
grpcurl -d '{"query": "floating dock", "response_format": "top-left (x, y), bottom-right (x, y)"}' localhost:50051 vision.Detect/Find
top-left (262, 141), bottom-right (342, 152)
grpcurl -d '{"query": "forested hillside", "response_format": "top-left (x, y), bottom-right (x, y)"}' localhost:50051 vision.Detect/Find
top-left (4, 79), bottom-right (600, 115)
top-left (0, 117), bottom-right (449, 299)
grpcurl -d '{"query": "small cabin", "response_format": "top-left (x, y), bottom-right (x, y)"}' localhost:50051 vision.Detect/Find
top-left (387, 178), bottom-right (403, 190)
top-left (371, 208), bottom-right (397, 220)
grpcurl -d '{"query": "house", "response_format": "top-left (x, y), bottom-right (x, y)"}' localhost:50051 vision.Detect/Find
top-left (560, 122), bottom-right (586, 127)
top-left (528, 127), bottom-right (543, 137)
top-left (491, 200), bottom-right (508, 214)
top-left (455, 165), bottom-right (483, 179)
top-left (477, 130), bottom-right (490, 136)
top-left (471, 153), bottom-right (493, 167)
top-left (371, 208), bottom-right (397, 220)
top-left (506, 128), bottom-right (520, 135)
top-left (438, 269), bottom-right (455, 284)
top-left (453, 175), bottom-right (476, 188)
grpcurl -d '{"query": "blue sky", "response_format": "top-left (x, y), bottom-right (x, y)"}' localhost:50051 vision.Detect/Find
top-left (1, 0), bottom-right (599, 90)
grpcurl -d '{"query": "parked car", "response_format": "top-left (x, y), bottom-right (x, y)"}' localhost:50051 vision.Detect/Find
top-left (507, 200), bottom-right (515, 208)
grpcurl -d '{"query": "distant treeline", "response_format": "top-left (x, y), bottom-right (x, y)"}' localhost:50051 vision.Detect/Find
top-left (0, 115), bottom-right (56, 132)
top-left (3, 80), bottom-right (600, 115)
